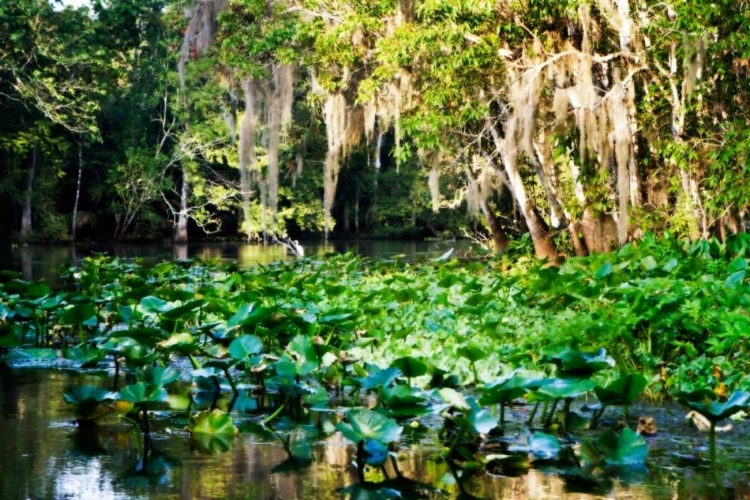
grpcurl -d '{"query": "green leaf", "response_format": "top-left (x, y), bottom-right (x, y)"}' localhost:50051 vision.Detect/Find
top-left (677, 390), bottom-right (750, 424)
top-left (457, 342), bottom-right (487, 363)
top-left (117, 382), bottom-right (167, 404)
top-left (594, 374), bottom-right (648, 406)
top-left (479, 375), bottom-right (532, 405)
top-left (228, 334), bottom-right (263, 360)
top-left (188, 409), bottom-right (238, 435)
top-left (537, 378), bottom-right (596, 400)
top-left (336, 408), bottom-right (402, 444)
top-left (596, 428), bottom-right (648, 465)
top-left (543, 348), bottom-right (614, 377)
top-left (60, 303), bottom-right (98, 327)
top-left (139, 365), bottom-right (180, 387)
top-left (140, 296), bottom-right (170, 314)
top-left (391, 356), bottom-right (427, 379)
top-left (594, 263), bottom-right (613, 279)
top-left (356, 367), bottom-right (402, 390)
top-left (64, 385), bottom-right (116, 406)
top-left (63, 344), bottom-right (106, 367)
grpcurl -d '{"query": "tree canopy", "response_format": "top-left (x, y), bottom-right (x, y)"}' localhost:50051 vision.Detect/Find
top-left (0, 0), bottom-right (748, 256)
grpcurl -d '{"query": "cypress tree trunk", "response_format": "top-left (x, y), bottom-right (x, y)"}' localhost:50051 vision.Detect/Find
top-left (479, 198), bottom-right (508, 253)
top-left (486, 118), bottom-right (559, 262)
top-left (174, 164), bottom-right (189, 243)
top-left (72, 140), bottom-right (83, 242)
top-left (20, 147), bottom-right (37, 241)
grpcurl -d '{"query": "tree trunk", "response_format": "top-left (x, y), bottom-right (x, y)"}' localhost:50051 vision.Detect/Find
top-left (568, 221), bottom-right (587, 257)
top-left (72, 139), bottom-right (83, 242)
top-left (20, 147), bottom-right (37, 241)
top-left (479, 198), bottom-right (508, 253)
top-left (174, 164), bottom-right (189, 243)
top-left (239, 78), bottom-right (257, 240)
top-left (486, 118), bottom-right (559, 262)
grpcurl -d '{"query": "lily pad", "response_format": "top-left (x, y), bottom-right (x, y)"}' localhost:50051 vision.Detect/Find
top-left (677, 390), bottom-right (750, 424)
top-left (594, 374), bottom-right (648, 406)
top-left (336, 408), bottom-right (402, 444)
top-left (188, 409), bottom-right (238, 435)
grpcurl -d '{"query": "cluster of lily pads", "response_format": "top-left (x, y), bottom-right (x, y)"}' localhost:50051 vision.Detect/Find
top-left (0, 243), bottom-right (748, 495)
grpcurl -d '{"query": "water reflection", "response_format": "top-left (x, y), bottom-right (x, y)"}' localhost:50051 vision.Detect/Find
top-left (2, 370), bottom-right (749, 499)
top-left (0, 240), bottom-right (466, 287)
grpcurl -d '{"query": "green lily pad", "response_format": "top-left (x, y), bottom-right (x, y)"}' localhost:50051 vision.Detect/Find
top-left (336, 408), bottom-right (402, 444)
top-left (677, 390), bottom-right (750, 424)
top-left (594, 374), bottom-right (648, 406)
top-left (117, 382), bottom-right (168, 405)
top-left (457, 343), bottom-right (488, 363)
top-left (356, 367), bottom-right (402, 391)
top-left (188, 409), bottom-right (238, 435)
top-left (581, 428), bottom-right (648, 467)
top-left (60, 303), bottom-right (98, 327)
top-left (543, 348), bottom-right (614, 378)
top-left (64, 345), bottom-right (106, 368)
top-left (64, 385), bottom-right (117, 419)
top-left (139, 365), bottom-right (180, 387)
top-left (391, 356), bottom-right (427, 379)
top-left (228, 334), bottom-right (263, 361)
top-left (480, 375), bottom-right (533, 405)
top-left (537, 378), bottom-right (596, 400)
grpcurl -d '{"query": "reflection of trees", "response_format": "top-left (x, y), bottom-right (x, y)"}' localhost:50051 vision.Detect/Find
top-left (0, 370), bottom-right (721, 499)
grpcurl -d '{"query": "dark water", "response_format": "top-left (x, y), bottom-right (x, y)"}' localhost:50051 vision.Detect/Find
top-left (1, 369), bottom-right (749, 499)
top-left (0, 240), bottom-right (467, 287)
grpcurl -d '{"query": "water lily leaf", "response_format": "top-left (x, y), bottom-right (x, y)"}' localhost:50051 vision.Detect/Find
top-left (158, 333), bottom-right (197, 353)
top-left (357, 367), bottom-right (402, 391)
top-left (319, 312), bottom-right (354, 325)
top-left (594, 263), bottom-right (613, 279)
top-left (381, 385), bottom-right (427, 406)
top-left (121, 343), bottom-right (160, 366)
top-left (451, 397), bottom-right (498, 434)
top-left (188, 409), bottom-right (238, 435)
top-left (391, 356), bottom-right (427, 379)
top-left (63, 345), bottom-right (106, 367)
top-left (457, 343), bottom-right (487, 363)
top-left (60, 303), bottom-right (98, 327)
top-left (640, 256), bottom-right (657, 272)
top-left (336, 408), bottom-right (402, 444)
top-left (438, 388), bottom-right (469, 410)
top-left (726, 270), bottom-right (746, 286)
top-left (226, 303), bottom-right (255, 328)
top-left (596, 428), bottom-right (648, 466)
top-left (537, 378), bottom-right (596, 400)
top-left (480, 376), bottom-right (532, 405)
top-left (117, 382), bottom-right (167, 405)
top-left (543, 348), bottom-right (614, 377)
top-left (287, 334), bottom-right (319, 375)
top-left (678, 390), bottom-right (750, 424)
top-left (109, 328), bottom-right (166, 346)
top-left (594, 374), bottom-right (648, 406)
top-left (228, 334), bottom-right (263, 361)
top-left (140, 296), bottom-right (171, 314)
top-left (160, 299), bottom-right (203, 321)
top-left (139, 365), bottom-right (180, 387)
top-left (363, 439), bottom-right (390, 466)
top-left (64, 385), bottom-right (117, 408)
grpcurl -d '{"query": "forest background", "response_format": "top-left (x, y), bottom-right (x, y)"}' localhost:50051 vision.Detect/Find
top-left (1, 0), bottom-right (749, 260)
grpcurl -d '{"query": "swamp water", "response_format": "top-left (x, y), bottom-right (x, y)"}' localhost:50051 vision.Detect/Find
top-left (0, 240), bottom-right (471, 287)
top-left (1, 367), bottom-right (749, 499)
